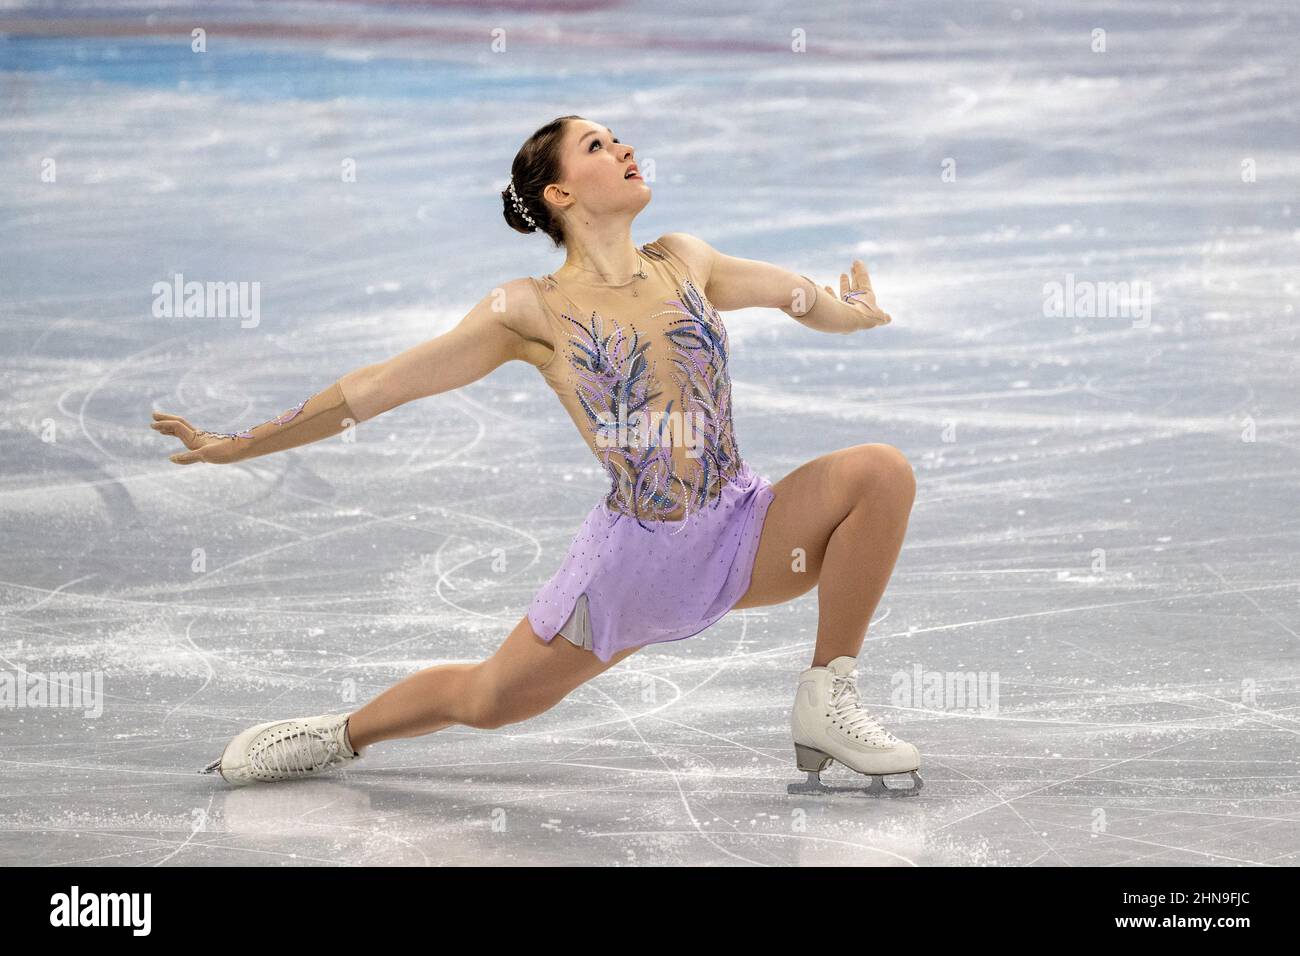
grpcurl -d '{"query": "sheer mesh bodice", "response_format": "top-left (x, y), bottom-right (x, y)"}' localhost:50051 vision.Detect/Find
top-left (529, 238), bottom-right (746, 529)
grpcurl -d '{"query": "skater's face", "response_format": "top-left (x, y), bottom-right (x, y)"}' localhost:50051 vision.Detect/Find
top-left (544, 119), bottom-right (651, 226)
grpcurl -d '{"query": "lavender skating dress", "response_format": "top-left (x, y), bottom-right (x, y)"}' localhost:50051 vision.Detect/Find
top-left (525, 237), bottom-right (776, 663)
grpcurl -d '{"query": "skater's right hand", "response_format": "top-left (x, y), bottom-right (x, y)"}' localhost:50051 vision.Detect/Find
top-left (150, 411), bottom-right (240, 465)
top-left (839, 260), bottom-right (892, 330)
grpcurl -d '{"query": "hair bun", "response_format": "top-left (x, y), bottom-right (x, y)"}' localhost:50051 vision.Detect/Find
top-left (504, 115), bottom-right (581, 249)
top-left (501, 187), bottom-right (536, 235)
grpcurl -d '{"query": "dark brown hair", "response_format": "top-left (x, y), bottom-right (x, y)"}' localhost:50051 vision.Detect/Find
top-left (501, 114), bottom-right (583, 248)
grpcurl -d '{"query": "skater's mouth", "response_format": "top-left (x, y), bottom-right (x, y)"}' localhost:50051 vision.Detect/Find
top-left (624, 164), bottom-right (641, 180)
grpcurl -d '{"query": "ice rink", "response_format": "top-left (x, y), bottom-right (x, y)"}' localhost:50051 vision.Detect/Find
top-left (1, 1), bottom-right (1297, 865)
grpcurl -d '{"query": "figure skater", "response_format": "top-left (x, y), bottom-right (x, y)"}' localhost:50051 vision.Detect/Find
top-left (154, 115), bottom-right (921, 795)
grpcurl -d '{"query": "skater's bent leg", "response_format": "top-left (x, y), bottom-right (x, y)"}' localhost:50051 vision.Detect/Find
top-left (731, 453), bottom-right (852, 610)
top-left (812, 445), bottom-right (914, 665)
top-left (732, 443), bottom-right (916, 666)
top-left (345, 614), bottom-right (638, 749)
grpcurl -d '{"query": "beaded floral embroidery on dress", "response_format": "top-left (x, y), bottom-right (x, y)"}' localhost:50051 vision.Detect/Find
top-left (538, 242), bottom-right (743, 532)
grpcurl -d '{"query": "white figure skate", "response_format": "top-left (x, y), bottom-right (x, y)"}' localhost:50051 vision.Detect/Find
top-left (789, 656), bottom-right (923, 797)
top-left (199, 712), bottom-right (362, 786)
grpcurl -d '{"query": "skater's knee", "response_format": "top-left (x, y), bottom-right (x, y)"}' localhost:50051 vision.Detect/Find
top-left (475, 700), bottom-right (543, 730)
top-left (459, 664), bottom-right (506, 729)
top-left (853, 444), bottom-right (916, 506)
top-left (461, 663), bottom-right (544, 730)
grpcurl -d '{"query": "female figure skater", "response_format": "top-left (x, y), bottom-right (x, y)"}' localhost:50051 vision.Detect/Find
top-left (155, 115), bottom-right (921, 795)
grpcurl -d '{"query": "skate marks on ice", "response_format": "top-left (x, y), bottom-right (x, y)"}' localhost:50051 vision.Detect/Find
top-left (1, 0), bottom-right (1297, 865)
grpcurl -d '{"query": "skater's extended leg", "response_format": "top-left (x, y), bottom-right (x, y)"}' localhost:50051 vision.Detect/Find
top-left (345, 614), bottom-right (640, 749)
top-left (732, 443), bottom-right (916, 665)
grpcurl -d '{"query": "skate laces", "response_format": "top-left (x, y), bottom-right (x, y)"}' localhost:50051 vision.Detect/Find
top-left (830, 669), bottom-right (899, 746)
top-left (250, 721), bottom-right (349, 779)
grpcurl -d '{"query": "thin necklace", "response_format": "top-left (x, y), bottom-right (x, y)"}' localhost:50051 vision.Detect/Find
top-left (552, 250), bottom-right (649, 295)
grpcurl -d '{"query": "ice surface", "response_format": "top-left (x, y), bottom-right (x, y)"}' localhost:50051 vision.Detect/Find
top-left (0, 1), bottom-right (1297, 866)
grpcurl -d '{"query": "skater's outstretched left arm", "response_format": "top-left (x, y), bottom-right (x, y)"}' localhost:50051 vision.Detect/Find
top-left (657, 232), bottom-right (892, 334)
top-left (151, 279), bottom-right (534, 465)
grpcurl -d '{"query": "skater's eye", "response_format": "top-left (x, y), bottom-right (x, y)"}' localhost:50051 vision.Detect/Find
top-left (590, 137), bottom-right (620, 152)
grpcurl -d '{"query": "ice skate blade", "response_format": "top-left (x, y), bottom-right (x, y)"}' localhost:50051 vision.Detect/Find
top-left (787, 770), bottom-right (924, 798)
top-left (199, 757), bottom-right (222, 775)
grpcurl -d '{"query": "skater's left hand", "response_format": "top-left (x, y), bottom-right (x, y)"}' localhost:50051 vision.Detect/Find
top-left (150, 411), bottom-right (238, 465)
top-left (837, 260), bottom-right (891, 330)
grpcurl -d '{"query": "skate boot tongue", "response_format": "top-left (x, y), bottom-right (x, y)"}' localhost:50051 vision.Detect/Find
top-left (826, 661), bottom-right (898, 746)
top-left (826, 656), bottom-right (858, 677)
top-left (221, 713), bottom-right (362, 785)
top-left (253, 723), bottom-right (342, 778)
top-left (825, 656), bottom-right (862, 708)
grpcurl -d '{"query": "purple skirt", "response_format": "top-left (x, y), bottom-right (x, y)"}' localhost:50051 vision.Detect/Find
top-left (527, 462), bottom-right (777, 662)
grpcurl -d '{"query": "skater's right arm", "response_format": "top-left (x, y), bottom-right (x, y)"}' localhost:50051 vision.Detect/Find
top-left (342, 277), bottom-right (545, 418)
top-left (151, 279), bottom-right (543, 465)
